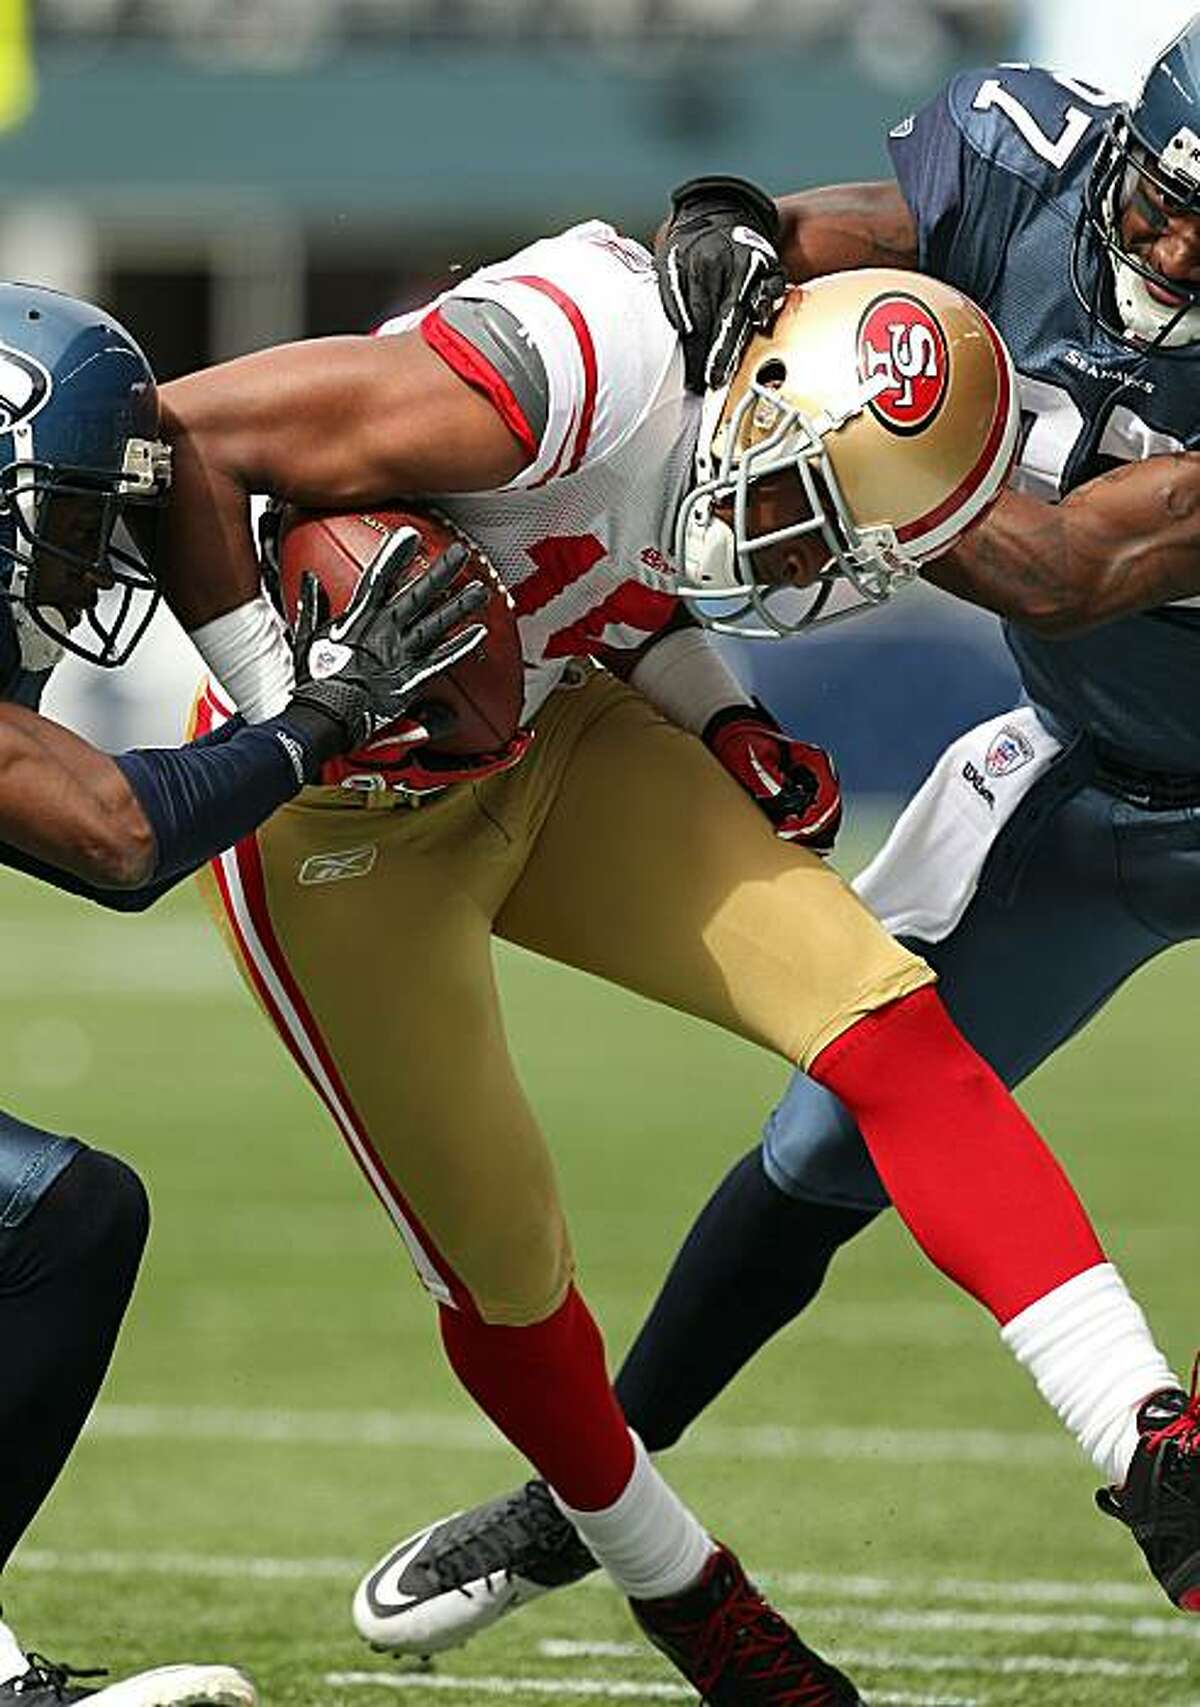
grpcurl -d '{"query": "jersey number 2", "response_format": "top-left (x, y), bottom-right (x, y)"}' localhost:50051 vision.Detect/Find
top-left (971, 72), bottom-right (1102, 170)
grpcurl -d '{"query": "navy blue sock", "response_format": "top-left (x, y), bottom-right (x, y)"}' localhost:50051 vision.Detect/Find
top-left (614, 1148), bottom-right (874, 1452)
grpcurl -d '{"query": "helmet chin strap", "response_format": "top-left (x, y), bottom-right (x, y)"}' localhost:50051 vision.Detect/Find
top-left (7, 563), bottom-right (67, 672)
top-left (1111, 256), bottom-right (1200, 346)
top-left (1106, 166), bottom-right (1200, 347)
top-left (682, 504), bottom-right (738, 591)
top-left (5, 421), bottom-right (66, 671)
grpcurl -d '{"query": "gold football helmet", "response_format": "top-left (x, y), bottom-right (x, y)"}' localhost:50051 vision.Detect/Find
top-left (674, 267), bottom-right (1019, 636)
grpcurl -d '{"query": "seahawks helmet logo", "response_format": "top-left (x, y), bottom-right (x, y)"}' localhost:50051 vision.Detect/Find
top-left (0, 344), bottom-right (52, 434)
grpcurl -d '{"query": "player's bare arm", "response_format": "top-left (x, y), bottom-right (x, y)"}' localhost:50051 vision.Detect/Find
top-left (774, 181), bottom-right (919, 281)
top-left (0, 704), bottom-right (154, 885)
top-left (158, 332), bottom-right (531, 631)
top-left (926, 452), bottom-right (1200, 634)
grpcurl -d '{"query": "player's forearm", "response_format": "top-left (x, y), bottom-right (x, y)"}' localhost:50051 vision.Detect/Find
top-left (156, 404), bottom-right (264, 631)
top-left (0, 705), bottom-right (336, 895)
top-left (611, 614), bottom-right (752, 734)
top-left (775, 182), bottom-right (919, 283)
top-left (158, 334), bottom-right (528, 635)
top-left (925, 461), bottom-right (1200, 635)
top-left (0, 730), bottom-right (156, 887)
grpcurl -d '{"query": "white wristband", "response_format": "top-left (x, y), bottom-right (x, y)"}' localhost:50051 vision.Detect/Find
top-left (190, 594), bottom-right (295, 723)
top-left (629, 626), bottom-right (751, 735)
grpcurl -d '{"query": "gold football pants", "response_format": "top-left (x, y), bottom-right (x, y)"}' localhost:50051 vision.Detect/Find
top-left (194, 670), bottom-right (932, 1326)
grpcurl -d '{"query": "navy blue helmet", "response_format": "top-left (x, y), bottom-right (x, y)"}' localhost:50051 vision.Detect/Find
top-left (0, 283), bottom-right (170, 668)
top-left (1073, 16), bottom-right (1200, 353)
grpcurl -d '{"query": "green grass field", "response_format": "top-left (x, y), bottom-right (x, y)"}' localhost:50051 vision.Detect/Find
top-left (1, 815), bottom-right (1198, 1707)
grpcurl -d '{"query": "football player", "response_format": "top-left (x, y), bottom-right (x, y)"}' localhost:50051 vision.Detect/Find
top-left (363, 12), bottom-right (1200, 1662)
top-left (0, 282), bottom-right (487, 1707)
top-left (155, 156), bottom-right (1187, 1698)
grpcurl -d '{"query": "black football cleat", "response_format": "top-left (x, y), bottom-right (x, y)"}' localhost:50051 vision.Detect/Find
top-left (353, 1479), bottom-right (598, 1655)
top-left (0, 1657), bottom-right (256, 1707)
top-left (1096, 1357), bottom-right (1200, 1612)
top-left (631, 1544), bottom-right (862, 1705)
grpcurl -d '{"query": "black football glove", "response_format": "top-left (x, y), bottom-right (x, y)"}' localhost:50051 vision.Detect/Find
top-left (655, 175), bottom-right (788, 393)
top-left (286, 527), bottom-right (488, 763)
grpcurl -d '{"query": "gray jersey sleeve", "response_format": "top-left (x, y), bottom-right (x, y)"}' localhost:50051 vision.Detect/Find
top-left (435, 297), bottom-right (551, 447)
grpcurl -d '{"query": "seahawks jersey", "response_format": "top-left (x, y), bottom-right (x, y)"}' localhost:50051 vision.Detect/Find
top-left (890, 64), bottom-right (1200, 772)
top-left (0, 600), bottom-right (51, 708)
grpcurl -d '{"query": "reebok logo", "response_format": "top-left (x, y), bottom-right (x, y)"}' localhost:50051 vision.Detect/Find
top-left (298, 844), bottom-right (378, 886)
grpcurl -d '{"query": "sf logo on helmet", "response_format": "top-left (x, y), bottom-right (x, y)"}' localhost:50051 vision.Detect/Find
top-left (0, 345), bottom-right (52, 435)
top-left (857, 295), bottom-right (949, 435)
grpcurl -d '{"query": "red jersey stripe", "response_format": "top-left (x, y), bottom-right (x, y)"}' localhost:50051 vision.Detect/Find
top-left (509, 273), bottom-right (598, 475)
top-left (421, 308), bottom-right (539, 459)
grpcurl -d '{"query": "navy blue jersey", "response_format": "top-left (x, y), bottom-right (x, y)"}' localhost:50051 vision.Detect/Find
top-left (0, 599), bottom-right (52, 709)
top-left (889, 65), bottom-right (1200, 772)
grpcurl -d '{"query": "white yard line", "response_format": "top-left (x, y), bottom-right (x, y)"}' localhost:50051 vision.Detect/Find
top-left (11, 1547), bottom-right (359, 1582)
top-left (538, 1638), bottom-right (1188, 1679)
top-left (9, 1547), bottom-right (1173, 1621)
top-left (761, 1569), bottom-right (1161, 1608)
top-left (0, 919), bottom-right (234, 998)
top-left (325, 1671), bottom-right (978, 1707)
top-left (86, 1401), bottom-right (1075, 1467)
top-left (784, 1604), bottom-right (1200, 1643)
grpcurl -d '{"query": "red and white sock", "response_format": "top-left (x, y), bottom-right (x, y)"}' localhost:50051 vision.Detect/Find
top-left (1001, 1263), bottom-right (1178, 1484)
top-left (809, 990), bottom-right (1175, 1482)
top-left (440, 1290), bottom-right (712, 1599)
top-left (555, 1434), bottom-right (714, 1600)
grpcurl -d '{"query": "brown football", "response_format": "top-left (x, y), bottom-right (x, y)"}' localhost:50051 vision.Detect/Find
top-left (276, 505), bottom-right (522, 757)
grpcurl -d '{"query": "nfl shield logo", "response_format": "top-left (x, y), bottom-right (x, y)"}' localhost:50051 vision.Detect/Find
top-left (985, 725), bottom-right (1035, 777)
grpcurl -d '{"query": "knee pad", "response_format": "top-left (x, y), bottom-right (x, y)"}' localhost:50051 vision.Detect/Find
top-left (762, 1070), bottom-right (891, 1214)
top-left (0, 1144), bottom-right (148, 1302)
top-left (19, 1148), bottom-right (148, 1281)
top-left (51, 1147), bottom-right (151, 1267)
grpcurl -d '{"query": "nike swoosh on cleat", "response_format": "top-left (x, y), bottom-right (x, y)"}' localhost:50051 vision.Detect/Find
top-left (366, 1518), bottom-right (463, 1615)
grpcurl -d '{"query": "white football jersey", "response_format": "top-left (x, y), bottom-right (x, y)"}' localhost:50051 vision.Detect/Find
top-left (378, 222), bottom-right (701, 718)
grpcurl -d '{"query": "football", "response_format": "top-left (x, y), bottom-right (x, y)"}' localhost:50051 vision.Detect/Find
top-left (275, 505), bottom-right (523, 757)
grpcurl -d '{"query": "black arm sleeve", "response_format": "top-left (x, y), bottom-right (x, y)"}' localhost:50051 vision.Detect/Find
top-left (0, 707), bottom-right (333, 913)
top-left (113, 703), bottom-right (339, 888)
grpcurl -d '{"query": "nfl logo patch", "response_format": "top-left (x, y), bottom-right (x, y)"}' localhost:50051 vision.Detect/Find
top-left (985, 725), bottom-right (1035, 777)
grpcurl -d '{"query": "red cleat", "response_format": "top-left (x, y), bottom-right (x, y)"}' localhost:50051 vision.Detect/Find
top-left (1097, 1353), bottom-right (1200, 1612)
top-left (630, 1544), bottom-right (862, 1704)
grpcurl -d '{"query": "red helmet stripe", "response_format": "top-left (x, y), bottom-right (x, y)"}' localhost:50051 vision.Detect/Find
top-left (894, 308), bottom-right (1014, 546)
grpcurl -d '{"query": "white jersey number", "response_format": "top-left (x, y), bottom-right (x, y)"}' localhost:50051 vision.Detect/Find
top-left (971, 70), bottom-right (1110, 170)
top-left (1012, 374), bottom-right (1185, 502)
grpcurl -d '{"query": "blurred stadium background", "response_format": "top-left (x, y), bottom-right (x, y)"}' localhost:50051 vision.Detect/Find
top-left (6, 8), bottom-right (1200, 1706)
top-left (5, 0), bottom-right (1190, 790)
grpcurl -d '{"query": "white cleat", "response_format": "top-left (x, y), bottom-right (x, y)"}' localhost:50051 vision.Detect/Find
top-left (0, 1660), bottom-right (257, 1707)
top-left (353, 1481), bottom-right (598, 1658)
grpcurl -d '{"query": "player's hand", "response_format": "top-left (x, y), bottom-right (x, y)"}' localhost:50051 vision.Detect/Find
top-left (288, 529), bottom-right (488, 754)
top-left (704, 701), bottom-right (842, 853)
top-left (655, 176), bottom-right (788, 393)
